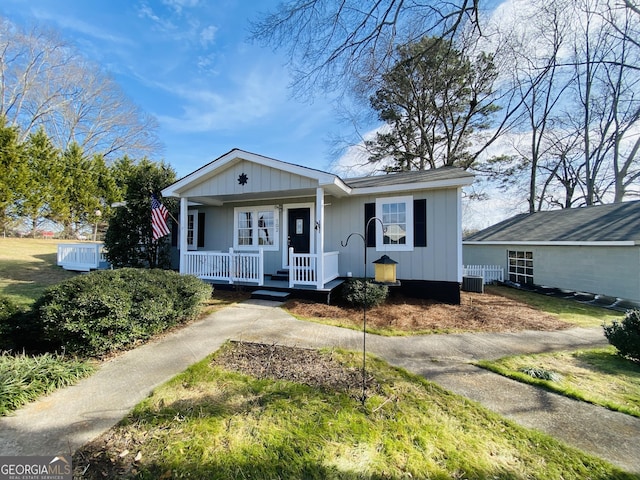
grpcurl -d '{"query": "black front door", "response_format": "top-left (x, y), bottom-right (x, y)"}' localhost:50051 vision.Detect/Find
top-left (288, 208), bottom-right (311, 254)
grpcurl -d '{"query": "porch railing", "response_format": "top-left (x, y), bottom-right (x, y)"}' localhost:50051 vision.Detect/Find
top-left (57, 243), bottom-right (108, 271)
top-left (184, 248), bottom-right (264, 286)
top-left (463, 264), bottom-right (504, 284)
top-left (289, 248), bottom-right (340, 289)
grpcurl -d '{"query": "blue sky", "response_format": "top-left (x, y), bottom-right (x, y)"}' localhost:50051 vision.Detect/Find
top-left (1, 0), bottom-right (341, 178)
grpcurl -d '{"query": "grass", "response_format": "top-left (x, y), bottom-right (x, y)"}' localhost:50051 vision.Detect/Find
top-left (486, 285), bottom-right (624, 327)
top-left (0, 238), bottom-right (78, 307)
top-left (477, 347), bottom-right (640, 418)
top-left (0, 351), bottom-right (95, 416)
top-left (75, 345), bottom-right (636, 479)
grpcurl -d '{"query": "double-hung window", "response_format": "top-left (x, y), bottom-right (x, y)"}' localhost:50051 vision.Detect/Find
top-left (234, 207), bottom-right (278, 250)
top-left (187, 211), bottom-right (198, 250)
top-left (375, 196), bottom-right (414, 251)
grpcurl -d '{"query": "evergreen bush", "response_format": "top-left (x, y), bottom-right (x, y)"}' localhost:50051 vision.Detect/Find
top-left (33, 268), bottom-right (211, 357)
top-left (342, 278), bottom-right (389, 308)
top-left (0, 297), bottom-right (40, 352)
top-left (603, 309), bottom-right (640, 362)
top-left (0, 296), bottom-right (21, 350)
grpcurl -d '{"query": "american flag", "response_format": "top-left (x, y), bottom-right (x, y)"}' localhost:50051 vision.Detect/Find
top-left (151, 194), bottom-right (171, 241)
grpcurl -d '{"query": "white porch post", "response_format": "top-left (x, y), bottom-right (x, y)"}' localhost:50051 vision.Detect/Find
top-left (179, 197), bottom-right (189, 274)
top-left (316, 187), bottom-right (325, 289)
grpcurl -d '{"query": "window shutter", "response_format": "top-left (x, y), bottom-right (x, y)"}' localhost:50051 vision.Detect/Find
top-left (364, 202), bottom-right (376, 247)
top-left (414, 199), bottom-right (427, 247)
top-left (197, 212), bottom-right (205, 248)
top-left (171, 218), bottom-right (178, 247)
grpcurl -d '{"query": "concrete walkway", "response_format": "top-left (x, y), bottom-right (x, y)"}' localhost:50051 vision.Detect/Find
top-left (1, 300), bottom-right (639, 474)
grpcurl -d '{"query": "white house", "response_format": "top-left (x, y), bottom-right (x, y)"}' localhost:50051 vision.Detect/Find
top-left (463, 201), bottom-right (640, 303)
top-left (161, 149), bottom-right (474, 304)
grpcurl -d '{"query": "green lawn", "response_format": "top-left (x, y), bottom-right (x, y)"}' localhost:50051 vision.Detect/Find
top-left (477, 347), bottom-right (640, 418)
top-left (0, 238), bottom-right (78, 307)
top-left (486, 285), bottom-right (624, 327)
top-left (73, 345), bottom-right (636, 479)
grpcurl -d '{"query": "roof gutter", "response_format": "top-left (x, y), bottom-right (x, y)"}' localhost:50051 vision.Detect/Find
top-left (463, 240), bottom-right (637, 246)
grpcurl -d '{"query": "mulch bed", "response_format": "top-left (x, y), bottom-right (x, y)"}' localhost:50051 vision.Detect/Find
top-left (283, 290), bottom-right (570, 333)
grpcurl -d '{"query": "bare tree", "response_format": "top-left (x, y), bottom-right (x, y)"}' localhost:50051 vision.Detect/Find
top-left (568, 0), bottom-right (640, 204)
top-left (499, 0), bottom-right (575, 212)
top-left (250, 0), bottom-right (481, 97)
top-left (0, 17), bottom-right (162, 160)
top-left (484, 0), bottom-right (640, 211)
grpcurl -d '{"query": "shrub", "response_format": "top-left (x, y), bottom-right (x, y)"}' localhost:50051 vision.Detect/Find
top-left (342, 278), bottom-right (388, 308)
top-left (33, 268), bottom-right (211, 357)
top-left (604, 309), bottom-right (640, 362)
top-left (0, 296), bottom-right (31, 351)
top-left (0, 296), bottom-right (21, 323)
top-left (0, 352), bottom-right (94, 415)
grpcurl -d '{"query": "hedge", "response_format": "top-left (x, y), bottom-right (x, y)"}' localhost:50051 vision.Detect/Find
top-left (33, 268), bottom-right (211, 357)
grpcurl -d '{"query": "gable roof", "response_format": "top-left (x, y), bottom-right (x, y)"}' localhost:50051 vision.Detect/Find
top-left (162, 148), bottom-right (351, 199)
top-left (465, 201), bottom-right (640, 245)
top-left (162, 148), bottom-right (475, 202)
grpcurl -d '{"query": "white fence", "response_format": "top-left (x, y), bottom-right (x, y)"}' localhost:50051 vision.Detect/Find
top-left (463, 265), bottom-right (504, 284)
top-left (57, 243), bottom-right (108, 271)
top-left (184, 249), bottom-right (264, 285)
top-left (289, 248), bottom-right (340, 289)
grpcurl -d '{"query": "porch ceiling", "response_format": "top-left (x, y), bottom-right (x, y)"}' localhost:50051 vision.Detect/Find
top-left (186, 186), bottom-right (329, 206)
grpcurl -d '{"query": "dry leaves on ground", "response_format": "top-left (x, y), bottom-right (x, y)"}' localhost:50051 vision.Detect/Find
top-left (283, 289), bottom-right (569, 333)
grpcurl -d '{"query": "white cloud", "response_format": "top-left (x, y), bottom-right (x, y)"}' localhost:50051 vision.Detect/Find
top-left (154, 65), bottom-right (290, 133)
top-left (29, 8), bottom-right (135, 45)
top-left (162, 0), bottom-right (200, 15)
top-left (200, 25), bottom-right (218, 46)
top-left (137, 3), bottom-right (177, 30)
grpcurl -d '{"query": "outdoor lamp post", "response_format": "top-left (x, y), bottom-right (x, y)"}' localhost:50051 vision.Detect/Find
top-left (93, 209), bottom-right (102, 242)
top-left (341, 217), bottom-right (400, 404)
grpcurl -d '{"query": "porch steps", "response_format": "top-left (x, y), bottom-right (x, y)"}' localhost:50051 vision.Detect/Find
top-left (250, 289), bottom-right (291, 302)
top-left (269, 269), bottom-right (290, 282)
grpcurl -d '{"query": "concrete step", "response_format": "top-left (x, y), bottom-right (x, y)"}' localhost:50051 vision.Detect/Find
top-left (250, 289), bottom-right (291, 302)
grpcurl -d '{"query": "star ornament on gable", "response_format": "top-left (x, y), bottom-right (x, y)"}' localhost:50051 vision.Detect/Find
top-left (238, 173), bottom-right (248, 185)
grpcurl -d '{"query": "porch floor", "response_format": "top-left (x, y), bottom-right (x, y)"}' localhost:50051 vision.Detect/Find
top-left (206, 277), bottom-right (346, 304)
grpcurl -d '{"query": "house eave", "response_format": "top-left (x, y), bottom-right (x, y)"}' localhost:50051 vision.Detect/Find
top-left (351, 176), bottom-right (475, 195)
top-left (463, 240), bottom-right (638, 246)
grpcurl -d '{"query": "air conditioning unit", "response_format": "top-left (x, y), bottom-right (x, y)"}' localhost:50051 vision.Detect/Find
top-left (462, 275), bottom-right (484, 293)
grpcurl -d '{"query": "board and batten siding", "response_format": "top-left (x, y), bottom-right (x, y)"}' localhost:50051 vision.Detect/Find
top-left (463, 243), bottom-right (640, 302)
top-left (326, 188), bottom-right (462, 282)
top-left (185, 159), bottom-right (317, 197)
top-left (187, 201), bottom-right (289, 275)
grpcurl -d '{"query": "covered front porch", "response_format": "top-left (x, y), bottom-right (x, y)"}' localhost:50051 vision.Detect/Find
top-left (182, 247), bottom-right (341, 290)
top-left (162, 150), bottom-right (354, 293)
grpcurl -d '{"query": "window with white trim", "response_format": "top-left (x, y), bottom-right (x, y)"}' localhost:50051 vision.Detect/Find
top-left (508, 250), bottom-right (533, 285)
top-left (187, 211), bottom-right (198, 250)
top-left (375, 195), bottom-right (414, 251)
top-left (234, 207), bottom-right (279, 250)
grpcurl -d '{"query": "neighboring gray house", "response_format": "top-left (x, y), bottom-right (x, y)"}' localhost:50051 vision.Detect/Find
top-left (463, 201), bottom-right (640, 302)
top-left (161, 149), bottom-right (474, 303)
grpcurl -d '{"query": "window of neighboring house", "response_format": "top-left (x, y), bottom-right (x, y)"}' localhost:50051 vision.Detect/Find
top-left (234, 207), bottom-right (279, 250)
top-left (508, 250), bottom-right (533, 285)
top-left (375, 196), bottom-right (414, 251)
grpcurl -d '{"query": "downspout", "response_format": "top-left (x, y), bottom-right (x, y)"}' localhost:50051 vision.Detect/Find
top-left (457, 187), bottom-right (463, 283)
